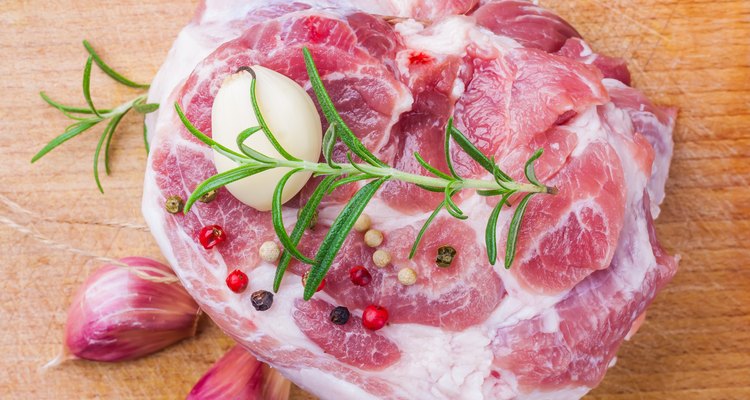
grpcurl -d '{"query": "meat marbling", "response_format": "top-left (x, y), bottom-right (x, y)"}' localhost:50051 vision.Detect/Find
top-left (142, 1), bottom-right (677, 398)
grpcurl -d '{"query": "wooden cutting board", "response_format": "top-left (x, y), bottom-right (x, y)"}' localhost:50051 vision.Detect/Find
top-left (1, 1), bottom-right (747, 398)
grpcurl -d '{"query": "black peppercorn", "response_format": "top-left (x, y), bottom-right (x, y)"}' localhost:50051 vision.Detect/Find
top-left (251, 290), bottom-right (274, 311)
top-left (436, 245), bottom-right (457, 267)
top-left (165, 195), bottom-right (184, 214)
top-left (330, 306), bottom-right (350, 325)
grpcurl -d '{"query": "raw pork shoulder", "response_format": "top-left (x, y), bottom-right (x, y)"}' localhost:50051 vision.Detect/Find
top-left (143, 1), bottom-right (677, 398)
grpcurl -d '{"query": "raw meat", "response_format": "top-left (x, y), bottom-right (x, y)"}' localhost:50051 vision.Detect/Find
top-left (142, 1), bottom-right (677, 398)
top-left (474, 0), bottom-right (581, 53)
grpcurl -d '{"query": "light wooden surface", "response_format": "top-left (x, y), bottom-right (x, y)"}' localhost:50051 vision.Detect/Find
top-left (0, 1), bottom-right (747, 399)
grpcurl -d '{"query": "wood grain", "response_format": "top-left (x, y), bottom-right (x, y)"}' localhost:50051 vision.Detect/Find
top-left (0, 1), bottom-right (747, 399)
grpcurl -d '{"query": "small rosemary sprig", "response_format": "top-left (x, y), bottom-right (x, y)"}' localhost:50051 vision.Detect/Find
top-left (177, 47), bottom-right (556, 300)
top-left (33, 40), bottom-right (158, 192)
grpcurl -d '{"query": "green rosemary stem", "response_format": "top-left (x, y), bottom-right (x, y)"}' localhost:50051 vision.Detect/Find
top-left (237, 156), bottom-right (550, 195)
top-left (32, 94), bottom-right (151, 164)
top-left (103, 94), bottom-right (148, 119)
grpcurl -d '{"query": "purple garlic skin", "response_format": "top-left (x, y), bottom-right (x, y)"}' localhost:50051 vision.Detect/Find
top-left (64, 257), bottom-right (200, 362)
top-left (187, 345), bottom-right (291, 400)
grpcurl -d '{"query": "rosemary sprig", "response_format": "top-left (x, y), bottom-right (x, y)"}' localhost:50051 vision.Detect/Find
top-left (178, 47), bottom-right (557, 300)
top-left (33, 40), bottom-right (158, 192)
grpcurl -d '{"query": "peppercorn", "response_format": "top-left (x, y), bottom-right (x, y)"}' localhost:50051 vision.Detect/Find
top-left (297, 208), bottom-right (318, 229)
top-left (198, 225), bottom-right (226, 249)
top-left (436, 245), bottom-right (456, 267)
top-left (372, 250), bottom-right (391, 268)
top-left (353, 214), bottom-right (371, 232)
top-left (251, 290), bottom-right (273, 311)
top-left (198, 189), bottom-right (218, 203)
top-left (349, 266), bottom-right (372, 286)
top-left (329, 306), bottom-right (350, 325)
top-left (225, 270), bottom-right (248, 293)
top-left (397, 267), bottom-right (417, 286)
top-left (165, 195), bottom-right (184, 214)
top-left (364, 229), bottom-right (383, 247)
top-left (362, 305), bottom-right (388, 331)
top-left (259, 241), bottom-right (280, 263)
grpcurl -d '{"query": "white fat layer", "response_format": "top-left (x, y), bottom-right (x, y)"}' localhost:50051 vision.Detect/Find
top-left (578, 41), bottom-right (594, 57)
top-left (198, 1), bottom-right (257, 23)
top-left (541, 308), bottom-right (562, 334)
top-left (377, 324), bottom-right (493, 399)
top-left (572, 39), bottom-right (598, 64)
top-left (602, 78), bottom-right (675, 218)
top-left (601, 102), bottom-right (649, 207)
top-left (397, 17), bottom-right (473, 56)
top-left (243, 265), bottom-right (325, 350)
top-left (395, 15), bottom-right (520, 59)
top-left (143, 2), bottom-right (671, 400)
top-left (570, 106), bottom-right (606, 157)
top-left (147, 28), bottom-right (225, 124)
top-left (383, 0), bottom-right (414, 17)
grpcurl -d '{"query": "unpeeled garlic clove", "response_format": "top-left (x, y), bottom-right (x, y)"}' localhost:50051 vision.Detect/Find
top-left (64, 257), bottom-right (200, 362)
top-left (187, 345), bottom-right (291, 400)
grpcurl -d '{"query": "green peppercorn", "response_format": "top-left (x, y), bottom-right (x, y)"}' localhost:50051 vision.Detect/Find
top-left (436, 245), bottom-right (457, 268)
top-left (165, 195), bottom-right (184, 214)
top-left (198, 189), bottom-right (218, 203)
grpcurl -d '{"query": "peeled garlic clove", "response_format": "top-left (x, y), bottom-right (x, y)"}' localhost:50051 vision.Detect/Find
top-left (187, 345), bottom-right (291, 400)
top-left (64, 257), bottom-right (200, 362)
top-left (211, 66), bottom-right (322, 211)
